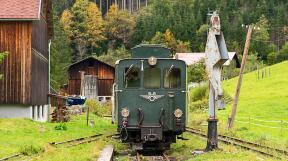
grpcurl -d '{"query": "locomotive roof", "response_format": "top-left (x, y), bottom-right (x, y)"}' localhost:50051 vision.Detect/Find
top-left (131, 44), bottom-right (171, 58)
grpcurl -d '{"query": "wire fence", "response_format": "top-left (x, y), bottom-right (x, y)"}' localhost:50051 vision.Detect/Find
top-left (218, 113), bottom-right (288, 135)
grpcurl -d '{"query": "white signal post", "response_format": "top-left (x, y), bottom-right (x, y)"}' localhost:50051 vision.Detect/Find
top-left (204, 12), bottom-right (229, 150)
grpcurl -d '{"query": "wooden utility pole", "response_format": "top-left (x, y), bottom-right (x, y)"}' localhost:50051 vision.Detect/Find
top-left (227, 25), bottom-right (253, 129)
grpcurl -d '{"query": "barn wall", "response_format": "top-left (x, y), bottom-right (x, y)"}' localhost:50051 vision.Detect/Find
top-left (68, 58), bottom-right (114, 96)
top-left (31, 49), bottom-right (49, 105)
top-left (32, 14), bottom-right (49, 59)
top-left (30, 12), bottom-right (49, 105)
top-left (0, 21), bottom-right (32, 105)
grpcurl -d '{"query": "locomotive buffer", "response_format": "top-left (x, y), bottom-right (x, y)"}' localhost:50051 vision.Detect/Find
top-left (204, 12), bottom-right (229, 150)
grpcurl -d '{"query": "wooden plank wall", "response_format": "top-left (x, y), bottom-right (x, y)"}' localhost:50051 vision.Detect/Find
top-left (68, 58), bottom-right (114, 96)
top-left (0, 21), bottom-right (32, 105)
top-left (31, 14), bottom-right (49, 105)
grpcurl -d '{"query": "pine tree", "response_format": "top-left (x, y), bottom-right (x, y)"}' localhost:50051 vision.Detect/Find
top-left (51, 11), bottom-right (72, 90)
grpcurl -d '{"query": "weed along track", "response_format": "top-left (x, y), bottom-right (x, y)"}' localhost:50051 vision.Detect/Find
top-left (186, 127), bottom-right (287, 159)
top-left (0, 134), bottom-right (103, 161)
top-left (0, 153), bottom-right (21, 161)
top-left (50, 134), bottom-right (103, 148)
top-left (127, 151), bottom-right (175, 161)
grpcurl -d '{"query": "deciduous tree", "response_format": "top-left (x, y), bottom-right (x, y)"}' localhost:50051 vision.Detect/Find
top-left (105, 4), bottom-right (136, 49)
top-left (60, 0), bottom-right (105, 62)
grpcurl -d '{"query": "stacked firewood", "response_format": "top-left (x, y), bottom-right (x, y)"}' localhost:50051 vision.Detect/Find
top-left (51, 105), bottom-right (70, 122)
top-left (49, 94), bottom-right (70, 122)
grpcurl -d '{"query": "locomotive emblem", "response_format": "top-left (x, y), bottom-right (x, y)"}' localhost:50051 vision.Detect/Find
top-left (140, 92), bottom-right (164, 102)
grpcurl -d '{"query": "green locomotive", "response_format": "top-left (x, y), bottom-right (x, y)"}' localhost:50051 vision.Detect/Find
top-left (112, 44), bottom-right (187, 150)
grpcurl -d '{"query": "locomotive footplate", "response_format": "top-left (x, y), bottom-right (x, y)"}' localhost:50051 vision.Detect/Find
top-left (141, 127), bottom-right (162, 142)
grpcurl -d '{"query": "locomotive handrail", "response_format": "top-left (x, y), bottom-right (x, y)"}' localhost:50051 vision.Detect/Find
top-left (137, 108), bottom-right (144, 126)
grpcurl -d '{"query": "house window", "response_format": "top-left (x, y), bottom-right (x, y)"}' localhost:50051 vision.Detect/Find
top-left (144, 67), bottom-right (161, 88)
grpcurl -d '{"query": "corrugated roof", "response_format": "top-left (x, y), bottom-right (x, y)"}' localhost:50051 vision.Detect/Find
top-left (175, 52), bottom-right (238, 66)
top-left (0, 0), bottom-right (41, 20)
top-left (68, 57), bottom-right (115, 70)
top-left (174, 53), bottom-right (206, 65)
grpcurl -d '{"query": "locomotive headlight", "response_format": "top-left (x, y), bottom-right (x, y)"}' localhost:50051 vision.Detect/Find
top-left (121, 108), bottom-right (130, 117)
top-left (174, 109), bottom-right (183, 118)
top-left (148, 56), bottom-right (157, 66)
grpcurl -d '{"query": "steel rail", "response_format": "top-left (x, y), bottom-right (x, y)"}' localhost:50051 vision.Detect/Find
top-left (186, 127), bottom-right (288, 156)
top-left (50, 134), bottom-right (102, 146)
top-left (0, 153), bottom-right (21, 161)
top-left (185, 127), bottom-right (284, 159)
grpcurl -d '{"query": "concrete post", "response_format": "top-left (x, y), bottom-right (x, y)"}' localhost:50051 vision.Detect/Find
top-left (29, 106), bottom-right (33, 119)
top-left (39, 105), bottom-right (43, 121)
top-left (34, 106), bottom-right (38, 121)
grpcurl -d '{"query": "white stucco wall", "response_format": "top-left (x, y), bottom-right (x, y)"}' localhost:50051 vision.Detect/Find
top-left (0, 104), bottom-right (49, 122)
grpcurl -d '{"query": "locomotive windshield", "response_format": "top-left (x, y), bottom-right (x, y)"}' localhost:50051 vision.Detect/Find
top-left (164, 68), bottom-right (181, 88)
top-left (144, 67), bottom-right (161, 88)
top-left (125, 67), bottom-right (140, 88)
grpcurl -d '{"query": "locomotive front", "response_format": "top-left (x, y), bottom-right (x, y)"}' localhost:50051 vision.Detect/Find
top-left (113, 44), bottom-right (187, 150)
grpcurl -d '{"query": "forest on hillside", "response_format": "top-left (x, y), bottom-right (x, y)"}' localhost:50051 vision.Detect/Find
top-left (50, 0), bottom-right (288, 89)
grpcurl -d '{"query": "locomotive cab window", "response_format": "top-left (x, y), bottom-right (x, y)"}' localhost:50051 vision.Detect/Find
top-left (164, 67), bottom-right (181, 88)
top-left (124, 66), bottom-right (140, 88)
top-left (144, 67), bottom-right (161, 88)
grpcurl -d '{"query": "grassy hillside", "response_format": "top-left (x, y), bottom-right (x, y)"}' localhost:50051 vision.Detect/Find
top-left (189, 61), bottom-right (288, 153)
top-left (223, 61), bottom-right (288, 120)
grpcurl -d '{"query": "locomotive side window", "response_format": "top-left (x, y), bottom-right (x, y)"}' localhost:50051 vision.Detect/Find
top-left (164, 68), bottom-right (181, 88)
top-left (144, 67), bottom-right (161, 88)
top-left (124, 66), bottom-right (140, 88)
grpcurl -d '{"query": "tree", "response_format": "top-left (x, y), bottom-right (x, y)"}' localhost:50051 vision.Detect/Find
top-left (149, 29), bottom-right (191, 54)
top-left (278, 42), bottom-right (288, 62)
top-left (187, 60), bottom-right (207, 83)
top-left (60, 0), bottom-right (105, 62)
top-left (97, 46), bottom-right (131, 66)
top-left (105, 4), bottom-right (136, 49)
top-left (0, 51), bottom-right (8, 80)
top-left (250, 15), bottom-right (275, 61)
top-left (51, 10), bottom-right (72, 90)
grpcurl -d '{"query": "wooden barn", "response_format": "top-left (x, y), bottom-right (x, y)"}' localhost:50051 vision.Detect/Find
top-left (66, 57), bottom-right (115, 101)
top-left (0, 0), bottom-right (52, 121)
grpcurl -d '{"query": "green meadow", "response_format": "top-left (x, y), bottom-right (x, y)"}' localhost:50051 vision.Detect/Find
top-left (189, 61), bottom-right (288, 152)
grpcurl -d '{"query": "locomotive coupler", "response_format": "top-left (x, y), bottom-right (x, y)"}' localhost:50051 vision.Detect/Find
top-left (122, 117), bottom-right (128, 127)
top-left (206, 118), bottom-right (218, 151)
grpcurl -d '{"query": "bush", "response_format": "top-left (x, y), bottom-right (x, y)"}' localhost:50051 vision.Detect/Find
top-left (54, 123), bottom-right (67, 131)
top-left (20, 145), bottom-right (44, 156)
top-left (189, 99), bottom-right (208, 111)
top-left (187, 61), bottom-right (207, 83)
top-left (189, 84), bottom-right (209, 102)
top-left (267, 52), bottom-right (277, 65)
top-left (85, 99), bottom-right (111, 116)
top-left (189, 83), bottom-right (232, 111)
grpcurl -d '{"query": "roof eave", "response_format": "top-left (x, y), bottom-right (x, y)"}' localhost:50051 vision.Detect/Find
top-left (0, 18), bottom-right (40, 21)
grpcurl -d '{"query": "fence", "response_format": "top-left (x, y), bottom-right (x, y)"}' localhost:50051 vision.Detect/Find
top-left (255, 67), bottom-right (271, 80)
top-left (218, 113), bottom-right (288, 136)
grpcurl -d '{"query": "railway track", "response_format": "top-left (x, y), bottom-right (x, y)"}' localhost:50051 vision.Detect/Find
top-left (128, 151), bottom-right (174, 161)
top-left (186, 127), bottom-right (287, 159)
top-left (0, 134), bottom-right (104, 161)
top-left (50, 133), bottom-right (103, 147)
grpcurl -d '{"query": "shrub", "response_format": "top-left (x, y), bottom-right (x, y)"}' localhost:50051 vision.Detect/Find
top-left (267, 52), bottom-right (277, 65)
top-left (187, 61), bottom-right (207, 83)
top-left (54, 123), bottom-right (67, 131)
top-left (189, 99), bottom-right (208, 111)
top-left (20, 145), bottom-right (44, 156)
top-left (85, 99), bottom-right (111, 116)
top-left (189, 84), bottom-right (209, 102)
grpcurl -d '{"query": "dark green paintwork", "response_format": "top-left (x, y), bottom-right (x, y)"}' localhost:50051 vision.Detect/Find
top-left (131, 44), bottom-right (172, 58)
top-left (115, 58), bottom-right (187, 132)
